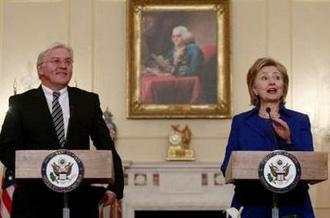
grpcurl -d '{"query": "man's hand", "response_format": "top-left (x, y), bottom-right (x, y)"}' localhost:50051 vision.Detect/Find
top-left (100, 190), bottom-right (117, 206)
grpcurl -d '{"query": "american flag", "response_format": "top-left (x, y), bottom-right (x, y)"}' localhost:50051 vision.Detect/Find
top-left (0, 168), bottom-right (15, 218)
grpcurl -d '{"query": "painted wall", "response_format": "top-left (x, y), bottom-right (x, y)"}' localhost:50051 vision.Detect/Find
top-left (0, 0), bottom-right (330, 216)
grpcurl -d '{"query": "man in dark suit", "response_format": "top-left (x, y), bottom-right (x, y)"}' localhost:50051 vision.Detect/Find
top-left (0, 42), bottom-right (124, 218)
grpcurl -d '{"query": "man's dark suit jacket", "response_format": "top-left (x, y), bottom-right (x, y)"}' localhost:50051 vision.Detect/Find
top-left (0, 86), bottom-right (124, 218)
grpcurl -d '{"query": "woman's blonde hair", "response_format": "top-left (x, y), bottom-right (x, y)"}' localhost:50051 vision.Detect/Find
top-left (246, 57), bottom-right (289, 105)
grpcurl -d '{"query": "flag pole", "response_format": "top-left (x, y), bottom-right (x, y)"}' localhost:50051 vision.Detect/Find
top-left (13, 79), bottom-right (17, 95)
top-left (0, 79), bottom-right (17, 218)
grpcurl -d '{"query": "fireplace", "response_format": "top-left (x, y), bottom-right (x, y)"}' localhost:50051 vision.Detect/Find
top-left (122, 161), bottom-right (234, 218)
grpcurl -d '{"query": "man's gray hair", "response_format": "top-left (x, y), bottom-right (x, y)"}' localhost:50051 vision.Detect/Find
top-left (36, 42), bottom-right (74, 66)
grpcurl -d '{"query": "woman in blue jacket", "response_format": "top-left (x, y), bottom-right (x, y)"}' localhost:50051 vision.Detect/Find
top-left (221, 57), bottom-right (315, 218)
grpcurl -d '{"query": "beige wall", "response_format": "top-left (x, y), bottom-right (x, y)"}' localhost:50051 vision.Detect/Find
top-left (0, 0), bottom-right (330, 216)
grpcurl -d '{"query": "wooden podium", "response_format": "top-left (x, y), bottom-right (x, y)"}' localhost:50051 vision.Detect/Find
top-left (225, 151), bottom-right (328, 218)
top-left (225, 151), bottom-right (328, 184)
top-left (15, 150), bottom-right (115, 218)
top-left (15, 150), bottom-right (114, 183)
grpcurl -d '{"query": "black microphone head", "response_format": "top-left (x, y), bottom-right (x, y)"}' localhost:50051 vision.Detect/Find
top-left (266, 107), bottom-right (271, 113)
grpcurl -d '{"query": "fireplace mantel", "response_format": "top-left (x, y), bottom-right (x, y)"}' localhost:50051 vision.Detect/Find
top-left (122, 161), bottom-right (234, 218)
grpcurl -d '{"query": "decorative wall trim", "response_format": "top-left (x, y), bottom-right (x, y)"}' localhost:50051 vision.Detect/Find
top-left (5, 0), bottom-right (63, 3)
top-left (6, 0), bottom-right (64, 2)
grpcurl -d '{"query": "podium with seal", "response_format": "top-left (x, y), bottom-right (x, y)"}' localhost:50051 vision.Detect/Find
top-left (225, 150), bottom-right (328, 218)
top-left (15, 149), bottom-right (114, 218)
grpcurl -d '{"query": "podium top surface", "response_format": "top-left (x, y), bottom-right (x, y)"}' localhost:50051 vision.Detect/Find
top-left (15, 150), bottom-right (114, 183)
top-left (225, 151), bottom-right (328, 184)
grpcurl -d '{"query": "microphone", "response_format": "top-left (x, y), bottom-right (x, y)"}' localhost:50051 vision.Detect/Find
top-left (266, 107), bottom-right (278, 150)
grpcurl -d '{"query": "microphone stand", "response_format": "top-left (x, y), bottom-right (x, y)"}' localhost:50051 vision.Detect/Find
top-left (266, 107), bottom-right (279, 218)
top-left (63, 193), bottom-right (70, 218)
top-left (266, 107), bottom-right (278, 151)
top-left (272, 193), bottom-right (279, 218)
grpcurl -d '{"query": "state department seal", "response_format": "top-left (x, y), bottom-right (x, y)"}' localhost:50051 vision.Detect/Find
top-left (41, 149), bottom-right (84, 193)
top-left (258, 150), bottom-right (301, 193)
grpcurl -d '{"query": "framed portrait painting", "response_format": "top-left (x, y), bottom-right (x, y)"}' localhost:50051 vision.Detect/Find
top-left (127, 0), bottom-right (230, 119)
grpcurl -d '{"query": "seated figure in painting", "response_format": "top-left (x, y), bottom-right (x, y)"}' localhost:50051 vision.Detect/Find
top-left (141, 26), bottom-right (205, 104)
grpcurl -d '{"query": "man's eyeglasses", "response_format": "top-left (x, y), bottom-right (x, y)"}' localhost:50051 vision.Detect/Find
top-left (44, 58), bottom-right (73, 66)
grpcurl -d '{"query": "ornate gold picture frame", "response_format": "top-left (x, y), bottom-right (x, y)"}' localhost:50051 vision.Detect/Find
top-left (127, 0), bottom-right (230, 119)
